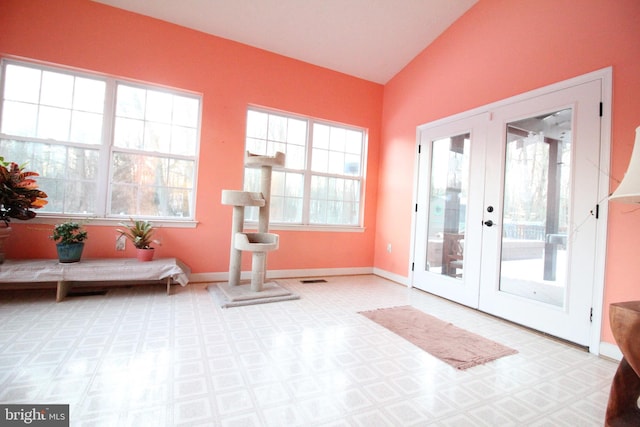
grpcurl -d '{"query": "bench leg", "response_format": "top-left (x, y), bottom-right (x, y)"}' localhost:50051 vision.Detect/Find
top-left (56, 280), bottom-right (71, 302)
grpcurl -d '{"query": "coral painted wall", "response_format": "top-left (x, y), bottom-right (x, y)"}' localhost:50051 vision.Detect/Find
top-left (376, 0), bottom-right (640, 344)
top-left (0, 0), bottom-right (382, 275)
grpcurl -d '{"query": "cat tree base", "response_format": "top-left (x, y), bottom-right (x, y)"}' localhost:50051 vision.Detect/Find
top-left (213, 280), bottom-right (299, 308)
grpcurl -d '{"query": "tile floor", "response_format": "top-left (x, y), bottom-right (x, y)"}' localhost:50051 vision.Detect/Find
top-left (0, 275), bottom-right (618, 426)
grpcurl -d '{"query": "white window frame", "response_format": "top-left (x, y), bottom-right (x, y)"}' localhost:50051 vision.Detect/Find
top-left (244, 106), bottom-right (367, 232)
top-left (0, 58), bottom-right (201, 227)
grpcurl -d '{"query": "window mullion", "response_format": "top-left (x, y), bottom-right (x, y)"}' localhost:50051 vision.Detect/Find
top-left (301, 118), bottom-right (314, 225)
top-left (98, 78), bottom-right (116, 216)
top-left (358, 132), bottom-right (368, 227)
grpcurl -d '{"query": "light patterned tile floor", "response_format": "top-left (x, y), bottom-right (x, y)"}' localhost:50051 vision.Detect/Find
top-left (0, 275), bottom-right (617, 426)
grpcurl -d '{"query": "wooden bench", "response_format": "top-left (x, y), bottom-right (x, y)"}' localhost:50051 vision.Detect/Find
top-left (0, 258), bottom-right (190, 302)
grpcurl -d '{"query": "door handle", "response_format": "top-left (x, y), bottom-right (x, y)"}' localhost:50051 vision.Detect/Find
top-left (484, 220), bottom-right (494, 227)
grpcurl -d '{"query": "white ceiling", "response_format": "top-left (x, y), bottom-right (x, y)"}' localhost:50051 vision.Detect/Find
top-left (93, 0), bottom-right (478, 84)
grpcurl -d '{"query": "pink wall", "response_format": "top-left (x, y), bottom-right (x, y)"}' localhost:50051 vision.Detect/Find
top-left (376, 0), bottom-right (640, 343)
top-left (0, 0), bottom-right (382, 274)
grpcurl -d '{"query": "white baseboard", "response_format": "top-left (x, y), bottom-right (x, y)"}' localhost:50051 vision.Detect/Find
top-left (372, 268), bottom-right (409, 286)
top-left (599, 341), bottom-right (622, 362)
top-left (189, 267), bottom-right (374, 283)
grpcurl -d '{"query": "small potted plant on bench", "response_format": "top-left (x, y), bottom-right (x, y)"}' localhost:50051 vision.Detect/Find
top-left (51, 221), bottom-right (88, 263)
top-left (117, 219), bottom-right (158, 262)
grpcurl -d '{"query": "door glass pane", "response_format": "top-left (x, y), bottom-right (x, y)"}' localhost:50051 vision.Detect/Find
top-left (500, 109), bottom-right (572, 306)
top-left (425, 133), bottom-right (470, 279)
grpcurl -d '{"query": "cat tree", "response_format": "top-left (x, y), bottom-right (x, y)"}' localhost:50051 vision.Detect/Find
top-left (214, 151), bottom-right (299, 307)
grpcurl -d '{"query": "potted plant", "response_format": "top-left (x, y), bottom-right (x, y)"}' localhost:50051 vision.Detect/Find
top-left (0, 157), bottom-right (48, 263)
top-left (51, 221), bottom-right (88, 263)
top-left (117, 219), bottom-right (158, 262)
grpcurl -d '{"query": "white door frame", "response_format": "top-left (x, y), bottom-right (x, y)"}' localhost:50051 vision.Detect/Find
top-left (408, 67), bottom-right (612, 354)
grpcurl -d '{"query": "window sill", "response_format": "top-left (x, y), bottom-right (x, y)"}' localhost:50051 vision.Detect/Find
top-left (14, 215), bottom-right (198, 229)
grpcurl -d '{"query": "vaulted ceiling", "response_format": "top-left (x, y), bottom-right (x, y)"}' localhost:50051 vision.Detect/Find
top-left (93, 0), bottom-right (478, 84)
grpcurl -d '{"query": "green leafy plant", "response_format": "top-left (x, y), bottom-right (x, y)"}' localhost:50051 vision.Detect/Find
top-left (51, 221), bottom-right (88, 245)
top-left (117, 219), bottom-right (158, 249)
top-left (0, 157), bottom-right (48, 225)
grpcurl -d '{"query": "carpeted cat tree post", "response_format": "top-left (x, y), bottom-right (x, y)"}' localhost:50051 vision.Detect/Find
top-left (213, 151), bottom-right (299, 307)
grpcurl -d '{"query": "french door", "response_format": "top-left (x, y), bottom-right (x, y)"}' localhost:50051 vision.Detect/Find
top-left (412, 77), bottom-right (606, 346)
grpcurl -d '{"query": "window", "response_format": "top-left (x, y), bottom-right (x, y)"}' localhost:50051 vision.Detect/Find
top-left (244, 107), bottom-right (366, 227)
top-left (0, 59), bottom-right (201, 220)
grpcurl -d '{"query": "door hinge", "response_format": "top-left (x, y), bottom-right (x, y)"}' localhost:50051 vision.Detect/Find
top-left (591, 204), bottom-right (600, 219)
top-left (415, 204), bottom-right (418, 212)
top-left (599, 102), bottom-right (603, 117)
top-left (418, 144), bottom-right (422, 154)
top-left (411, 262), bottom-right (415, 271)
top-left (590, 307), bottom-right (593, 322)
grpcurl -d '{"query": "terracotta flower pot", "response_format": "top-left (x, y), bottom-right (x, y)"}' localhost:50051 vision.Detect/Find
top-left (136, 248), bottom-right (155, 262)
top-left (0, 225), bottom-right (12, 264)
